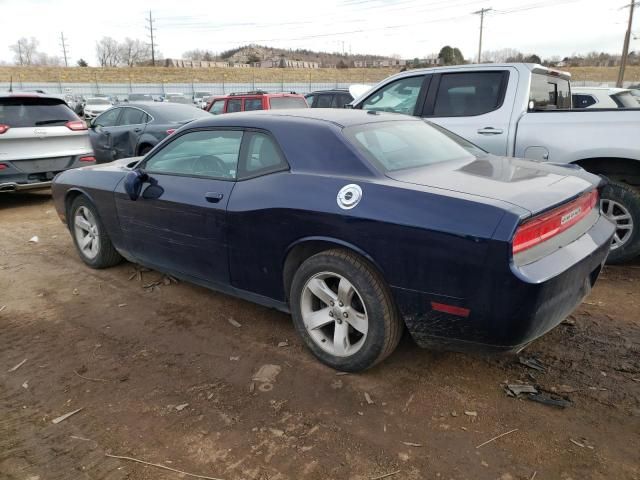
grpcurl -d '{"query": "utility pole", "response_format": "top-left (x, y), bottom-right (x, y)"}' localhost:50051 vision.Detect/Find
top-left (60, 32), bottom-right (69, 67)
top-left (146, 10), bottom-right (156, 66)
top-left (617, 2), bottom-right (636, 87)
top-left (473, 7), bottom-right (492, 63)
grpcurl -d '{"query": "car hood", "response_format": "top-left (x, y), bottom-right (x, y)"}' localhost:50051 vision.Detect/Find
top-left (82, 156), bottom-right (143, 172)
top-left (387, 155), bottom-right (601, 216)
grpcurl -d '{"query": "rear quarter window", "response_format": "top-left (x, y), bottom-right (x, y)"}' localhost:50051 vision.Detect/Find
top-left (344, 120), bottom-right (476, 172)
top-left (269, 97), bottom-right (308, 109)
top-left (0, 97), bottom-right (78, 127)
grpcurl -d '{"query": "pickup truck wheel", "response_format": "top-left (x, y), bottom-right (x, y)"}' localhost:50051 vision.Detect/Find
top-left (290, 249), bottom-right (403, 372)
top-left (600, 181), bottom-right (640, 264)
top-left (70, 196), bottom-right (122, 269)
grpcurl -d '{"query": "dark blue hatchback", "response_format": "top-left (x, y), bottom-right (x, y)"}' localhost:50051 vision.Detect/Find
top-left (52, 109), bottom-right (615, 371)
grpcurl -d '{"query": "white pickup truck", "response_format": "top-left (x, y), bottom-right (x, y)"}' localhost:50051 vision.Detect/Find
top-left (350, 63), bottom-right (640, 263)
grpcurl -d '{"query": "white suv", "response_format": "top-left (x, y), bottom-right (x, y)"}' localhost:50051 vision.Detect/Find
top-left (0, 94), bottom-right (95, 192)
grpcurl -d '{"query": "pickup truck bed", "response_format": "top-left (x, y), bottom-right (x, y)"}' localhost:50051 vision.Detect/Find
top-left (352, 63), bottom-right (640, 263)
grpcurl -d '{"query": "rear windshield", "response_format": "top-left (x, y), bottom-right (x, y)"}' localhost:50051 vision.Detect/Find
top-left (529, 73), bottom-right (571, 110)
top-left (611, 91), bottom-right (638, 108)
top-left (156, 104), bottom-right (212, 122)
top-left (0, 97), bottom-right (77, 127)
top-left (269, 97), bottom-right (308, 109)
top-left (344, 120), bottom-right (477, 172)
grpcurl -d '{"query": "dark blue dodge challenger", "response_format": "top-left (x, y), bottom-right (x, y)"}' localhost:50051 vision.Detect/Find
top-left (52, 109), bottom-right (615, 371)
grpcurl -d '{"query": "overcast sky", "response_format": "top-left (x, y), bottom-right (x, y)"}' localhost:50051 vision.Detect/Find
top-left (0, 0), bottom-right (633, 65)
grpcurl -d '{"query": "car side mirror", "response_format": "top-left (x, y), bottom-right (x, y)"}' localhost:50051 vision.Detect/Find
top-left (124, 169), bottom-right (148, 201)
top-left (344, 103), bottom-right (354, 109)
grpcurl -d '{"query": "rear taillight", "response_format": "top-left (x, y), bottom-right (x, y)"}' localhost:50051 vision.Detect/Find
top-left (80, 156), bottom-right (96, 162)
top-left (512, 189), bottom-right (599, 255)
top-left (166, 129), bottom-right (176, 135)
top-left (65, 120), bottom-right (88, 131)
top-left (0, 163), bottom-right (7, 170)
top-left (0, 124), bottom-right (10, 134)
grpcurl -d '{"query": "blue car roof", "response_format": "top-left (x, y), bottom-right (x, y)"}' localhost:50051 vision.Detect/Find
top-left (187, 109), bottom-right (420, 130)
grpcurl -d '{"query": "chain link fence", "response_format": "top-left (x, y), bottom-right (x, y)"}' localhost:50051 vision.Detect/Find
top-left (0, 80), bottom-right (376, 99)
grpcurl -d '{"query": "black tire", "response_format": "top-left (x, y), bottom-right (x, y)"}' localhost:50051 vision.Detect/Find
top-left (601, 181), bottom-right (640, 264)
top-left (69, 195), bottom-right (122, 269)
top-left (138, 144), bottom-right (153, 156)
top-left (290, 249), bottom-right (403, 372)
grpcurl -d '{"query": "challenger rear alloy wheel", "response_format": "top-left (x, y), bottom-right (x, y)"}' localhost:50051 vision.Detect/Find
top-left (290, 249), bottom-right (403, 372)
top-left (301, 272), bottom-right (369, 357)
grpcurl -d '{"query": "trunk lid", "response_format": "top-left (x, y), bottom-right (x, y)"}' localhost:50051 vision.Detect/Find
top-left (388, 155), bottom-right (598, 216)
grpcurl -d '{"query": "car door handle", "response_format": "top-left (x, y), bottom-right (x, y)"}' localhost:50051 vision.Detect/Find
top-left (133, 127), bottom-right (142, 133)
top-left (205, 192), bottom-right (224, 203)
top-left (477, 127), bottom-right (504, 135)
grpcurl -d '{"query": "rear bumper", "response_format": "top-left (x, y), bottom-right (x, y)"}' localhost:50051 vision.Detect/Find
top-left (0, 154), bottom-right (94, 191)
top-left (395, 214), bottom-right (616, 351)
top-left (0, 180), bottom-right (51, 192)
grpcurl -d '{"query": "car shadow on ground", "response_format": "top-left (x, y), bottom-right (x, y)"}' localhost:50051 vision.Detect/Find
top-left (0, 190), bottom-right (53, 210)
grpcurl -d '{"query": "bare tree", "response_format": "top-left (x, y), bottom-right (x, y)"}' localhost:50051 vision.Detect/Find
top-left (10, 37), bottom-right (39, 65)
top-left (120, 38), bottom-right (151, 67)
top-left (32, 52), bottom-right (63, 66)
top-left (96, 37), bottom-right (121, 67)
top-left (182, 49), bottom-right (216, 61)
top-left (483, 48), bottom-right (522, 63)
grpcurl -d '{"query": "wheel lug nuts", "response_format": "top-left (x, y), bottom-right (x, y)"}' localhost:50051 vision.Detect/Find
top-left (329, 311), bottom-right (334, 317)
top-left (337, 319), bottom-right (342, 324)
top-left (330, 301), bottom-right (334, 306)
top-left (338, 302), bottom-right (343, 307)
top-left (343, 312), bottom-right (348, 318)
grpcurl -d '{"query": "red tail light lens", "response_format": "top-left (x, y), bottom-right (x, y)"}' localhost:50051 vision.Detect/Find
top-left (0, 163), bottom-right (7, 170)
top-left (65, 120), bottom-right (88, 131)
top-left (79, 156), bottom-right (96, 162)
top-left (0, 124), bottom-right (10, 134)
top-left (166, 129), bottom-right (176, 135)
top-left (513, 189), bottom-right (599, 255)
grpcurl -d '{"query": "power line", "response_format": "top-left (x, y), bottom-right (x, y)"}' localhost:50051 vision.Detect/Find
top-left (145, 10), bottom-right (156, 67)
top-left (617, 1), bottom-right (638, 87)
top-left (473, 7), bottom-right (492, 63)
top-left (59, 32), bottom-right (69, 67)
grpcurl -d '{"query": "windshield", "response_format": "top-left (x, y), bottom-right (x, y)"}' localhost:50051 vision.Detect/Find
top-left (269, 97), bottom-right (308, 109)
top-left (0, 97), bottom-right (77, 127)
top-left (87, 98), bottom-right (111, 105)
top-left (612, 92), bottom-right (639, 108)
top-left (344, 120), bottom-right (477, 173)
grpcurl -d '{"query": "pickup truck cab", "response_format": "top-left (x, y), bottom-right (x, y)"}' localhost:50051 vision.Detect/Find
top-left (351, 63), bottom-right (640, 263)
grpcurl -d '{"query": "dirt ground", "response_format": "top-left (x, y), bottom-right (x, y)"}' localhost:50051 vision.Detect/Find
top-left (1, 191), bottom-right (639, 480)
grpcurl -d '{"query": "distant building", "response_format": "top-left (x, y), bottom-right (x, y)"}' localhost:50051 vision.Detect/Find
top-left (353, 58), bottom-right (407, 68)
top-left (165, 59), bottom-right (229, 68)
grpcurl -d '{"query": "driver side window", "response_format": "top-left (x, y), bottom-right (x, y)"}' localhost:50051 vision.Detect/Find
top-left (360, 76), bottom-right (425, 115)
top-left (144, 130), bottom-right (243, 180)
